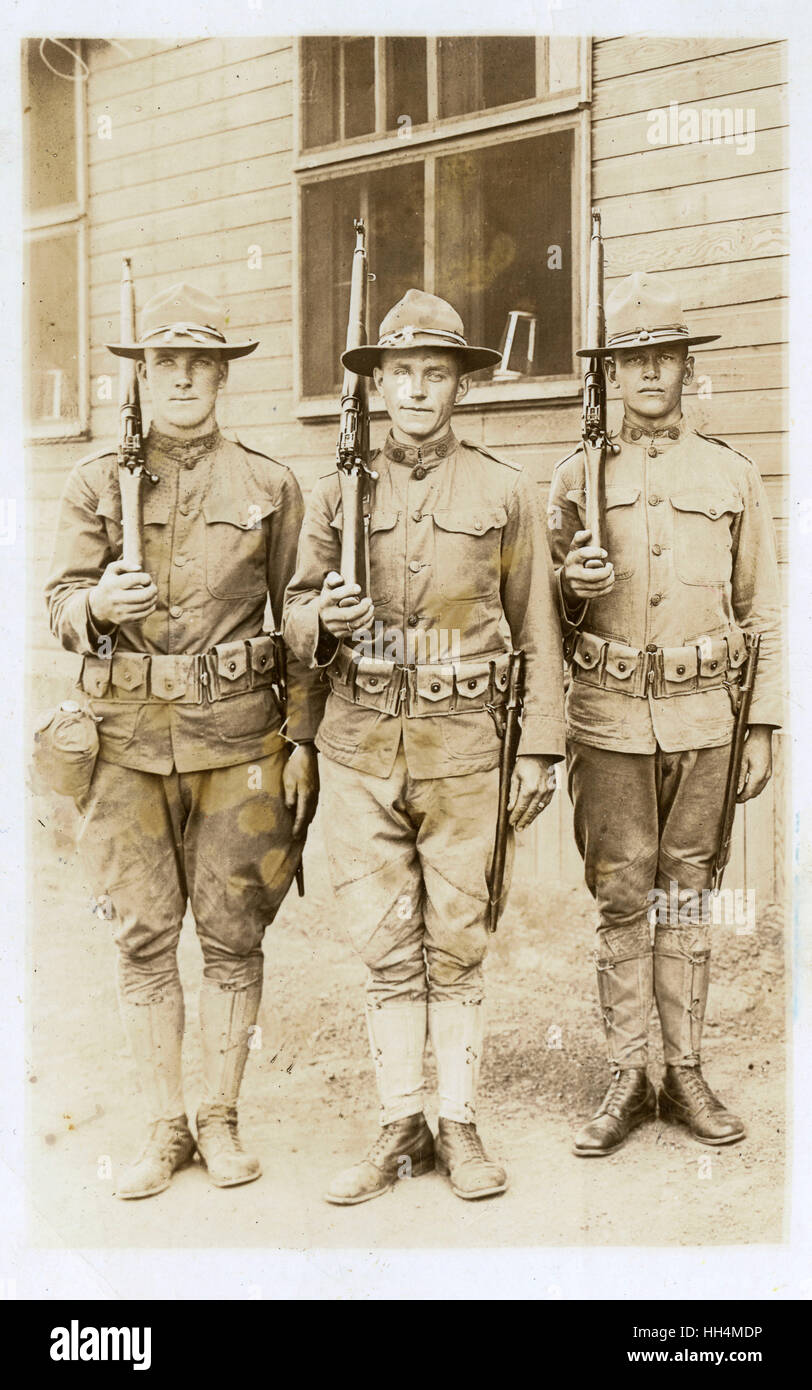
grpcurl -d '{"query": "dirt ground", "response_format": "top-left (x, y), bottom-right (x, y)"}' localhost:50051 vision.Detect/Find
top-left (26, 790), bottom-right (788, 1255)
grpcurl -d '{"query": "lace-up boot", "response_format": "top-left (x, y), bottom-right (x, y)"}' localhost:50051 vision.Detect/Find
top-left (324, 1113), bottom-right (435, 1205)
top-left (435, 1118), bottom-right (508, 1199)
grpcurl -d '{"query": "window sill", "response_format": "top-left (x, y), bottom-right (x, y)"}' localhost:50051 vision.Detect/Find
top-left (296, 376), bottom-right (581, 422)
top-left (25, 424), bottom-right (90, 445)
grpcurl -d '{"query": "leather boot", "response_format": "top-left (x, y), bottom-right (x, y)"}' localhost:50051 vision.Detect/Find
top-left (654, 928), bottom-right (746, 1144)
top-left (659, 1066), bottom-right (746, 1145)
top-left (198, 978), bottom-right (262, 1185)
top-left (325, 1113), bottom-right (435, 1205)
top-left (196, 1103), bottom-right (262, 1187)
top-left (573, 1068), bottom-right (657, 1156)
top-left (574, 927), bottom-right (655, 1156)
top-left (114, 1115), bottom-right (196, 1200)
top-left (435, 1117), bottom-right (508, 1199)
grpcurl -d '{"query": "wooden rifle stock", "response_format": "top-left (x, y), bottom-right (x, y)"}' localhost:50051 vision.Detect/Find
top-left (487, 650), bottom-right (526, 933)
top-left (272, 631), bottom-right (306, 898)
top-left (336, 219), bottom-right (374, 599)
top-left (711, 634), bottom-right (761, 892)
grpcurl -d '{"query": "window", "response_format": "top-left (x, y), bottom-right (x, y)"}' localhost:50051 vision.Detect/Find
top-left (296, 36), bottom-right (588, 410)
top-left (22, 39), bottom-right (87, 439)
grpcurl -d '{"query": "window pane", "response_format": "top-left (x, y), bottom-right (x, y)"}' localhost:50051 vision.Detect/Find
top-left (385, 38), bottom-right (427, 131)
top-left (343, 38), bottom-right (375, 140)
top-left (301, 38), bottom-right (340, 149)
top-left (301, 162), bottom-right (424, 397)
top-left (435, 130), bottom-right (574, 377)
top-left (438, 37), bottom-right (536, 120)
top-left (25, 229), bottom-right (81, 428)
top-left (24, 39), bottom-right (78, 213)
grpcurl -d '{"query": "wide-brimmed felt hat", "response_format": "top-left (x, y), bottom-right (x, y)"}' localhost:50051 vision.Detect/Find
top-left (106, 283), bottom-right (259, 360)
top-left (577, 272), bottom-right (720, 357)
top-left (342, 289), bottom-right (502, 376)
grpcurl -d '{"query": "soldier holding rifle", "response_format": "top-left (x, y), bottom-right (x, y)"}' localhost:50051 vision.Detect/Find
top-left (547, 250), bottom-right (782, 1157)
top-left (284, 271), bottom-right (566, 1204)
top-left (46, 278), bottom-right (322, 1198)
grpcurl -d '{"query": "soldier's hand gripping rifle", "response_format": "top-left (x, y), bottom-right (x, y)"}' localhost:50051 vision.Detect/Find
top-left (581, 209), bottom-right (618, 571)
top-left (336, 219), bottom-right (376, 602)
top-left (711, 633), bottom-right (761, 892)
top-left (117, 258), bottom-right (157, 568)
top-left (487, 650), bottom-right (526, 933)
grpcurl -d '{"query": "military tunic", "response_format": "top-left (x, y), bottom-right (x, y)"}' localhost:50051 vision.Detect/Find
top-left (283, 429), bottom-right (566, 1008)
top-left (546, 417), bottom-right (782, 930)
top-left (45, 426), bottom-right (325, 997)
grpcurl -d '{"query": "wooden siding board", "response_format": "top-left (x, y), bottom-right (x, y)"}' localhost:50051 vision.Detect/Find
top-left (600, 170), bottom-right (786, 237)
top-left (593, 36), bottom-right (776, 82)
top-left (605, 214), bottom-right (787, 275)
top-left (88, 54), bottom-right (292, 132)
top-left (88, 190), bottom-right (291, 258)
top-left (87, 39), bottom-right (290, 105)
top-left (594, 128), bottom-right (786, 199)
top-left (593, 85), bottom-right (786, 161)
top-left (592, 43), bottom-right (785, 121)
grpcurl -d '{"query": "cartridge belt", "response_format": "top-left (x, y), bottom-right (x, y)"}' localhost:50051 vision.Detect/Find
top-left (569, 628), bottom-right (749, 699)
top-left (79, 635), bottom-right (279, 705)
top-left (326, 643), bottom-right (512, 718)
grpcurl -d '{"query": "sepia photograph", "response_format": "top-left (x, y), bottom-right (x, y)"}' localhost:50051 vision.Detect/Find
top-left (5, 1), bottom-right (809, 1312)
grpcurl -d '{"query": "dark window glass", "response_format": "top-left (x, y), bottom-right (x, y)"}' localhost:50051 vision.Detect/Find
top-left (437, 37), bottom-right (536, 120)
top-left (385, 38), bottom-right (428, 131)
top-left (435, 129), bottom-right (573, 377)
top-left (301, 38), bottom-right (340, 149)
top-left (343, 38), bottom-right (375, 140)
top-left (302, 162), bottom-right (424, 396)
top-left (24, 39), bottom-right (79, 213)
top-left (24, 229), bottom-right (81, 428)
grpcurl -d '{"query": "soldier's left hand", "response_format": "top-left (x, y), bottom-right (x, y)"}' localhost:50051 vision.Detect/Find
top-left (508, 754), bottom-right (558, 830)
top-left (736, 724), bottom-right (773, 802)
top-left (283, 743), bottom-right (320, 837)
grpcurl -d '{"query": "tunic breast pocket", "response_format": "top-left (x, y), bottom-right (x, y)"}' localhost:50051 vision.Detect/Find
top-left (203, 499), bottom-right (275, 599)
top-left (431, 507), bottom-right (507, 600)
top-left (565, 485), bottom-right (640, 580)
top-left (670, 492), bottom-right (743, 586)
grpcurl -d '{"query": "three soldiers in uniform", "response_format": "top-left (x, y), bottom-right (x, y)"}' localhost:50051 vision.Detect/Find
top-left (45, 263), bottom-right (780, 1203)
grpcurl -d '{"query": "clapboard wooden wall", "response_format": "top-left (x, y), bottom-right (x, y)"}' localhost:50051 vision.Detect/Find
top-left (27, 33), bottom-right (789, 905)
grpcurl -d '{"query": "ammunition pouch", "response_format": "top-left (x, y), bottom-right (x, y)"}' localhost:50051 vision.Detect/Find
top-left (326, 643), bottom-right (511, 718)
top-left (78, 634), bottom-right (281, 707)
top-left (31, 701), bottom-right (101, 801)
top-left (569, 628), bottom-right (748, 699)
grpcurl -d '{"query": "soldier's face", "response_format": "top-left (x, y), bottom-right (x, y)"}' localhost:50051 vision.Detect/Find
top-left (138, 348), bottom-right (227, 434)
top-left (607, 345), bottom-right (693, 424)
top-left (373, 350), bottom-right (468, 444)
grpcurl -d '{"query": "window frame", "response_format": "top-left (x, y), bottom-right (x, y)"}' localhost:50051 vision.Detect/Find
top-left (293, 35), bottom-right (591, 420)
top-left (23, 38), bottom-right (89, 443)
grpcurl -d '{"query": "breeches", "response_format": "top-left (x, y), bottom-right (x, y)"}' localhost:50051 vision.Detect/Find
top-left (319, 748), bottom-right (512, 1005)
top-left (76, 750), bottom-right (298, 999)
top-left (567, 740), bottom-right (730, 934)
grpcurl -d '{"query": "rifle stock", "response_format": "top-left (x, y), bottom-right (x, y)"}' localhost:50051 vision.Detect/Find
top-left (487, 650), bottom-right (526, 933)
top-left (117, 258), bottom-right (150, 569)
top-left (336, 219), bottom-right (374, 598)
top-left (272, 631), bottom-right (306, 898)
top-left (711, 634), bottom-right (761, 892)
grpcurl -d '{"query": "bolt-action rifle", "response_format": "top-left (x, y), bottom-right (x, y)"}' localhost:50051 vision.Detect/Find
top-left (581, 209), bottom-right (618, 569)
top-left (487, 650), bottom-right (526, 933)
top-left (711, 633), bottom-right (761, 892)
top-left (336, 219), bottom-right (376, 601)
top-left (117, 258), bottom-right (157, 567)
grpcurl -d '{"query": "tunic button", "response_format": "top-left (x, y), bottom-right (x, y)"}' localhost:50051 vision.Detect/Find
top-left (617, 662), bottom-right (626, 672)
top-left (412, 511), bottom-right (423, 523)
top-left (174, 555), bottom-right (187, 567)
top-left (710, 660), bottom-right (718, 670)
top-left (669, 428), bottom-right (679, 439)
top-left (646, 643), bottom-right (658, 653)
top-left (430, 681), bottom-right (441, 693)
top-left (630, 428), bottom-right (642, 440)
top-left (467, 678), bottom-right (478, 689)
top-left (391, 448), bottom-right (404, 462)
top-left (676, 665), bottom-right (686, 675)
top-left (474, 519), bottom-right (483, 531)
top-left (169, 605), bottom-right (183, 619)
top-left (409, 560), bottom-right (421, 573)
top-left (407, 614), bottom-right (419, 627)
top-left (436, 443), bottom-right (448, 457)
top-left (648, 495), bottom-right (660, 506)
top-left (709, 507), bottom-right (718, 517)
top-left (652, 544), bottom-right (662, 556)
top-left (582, 652), bottom-right (592, 663)
top-left (165, 680), bottom-right (173, 691)
top-left (413, 466), bottom-right (426, 480)
top-left (228, 661), bottom-right (237, 672)
top-left (648, 447), bottom-right (658, 458)
top-left (368, 677), bottom-right (378, 686)
top-left (650, 593), bottom-right (662, 606)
